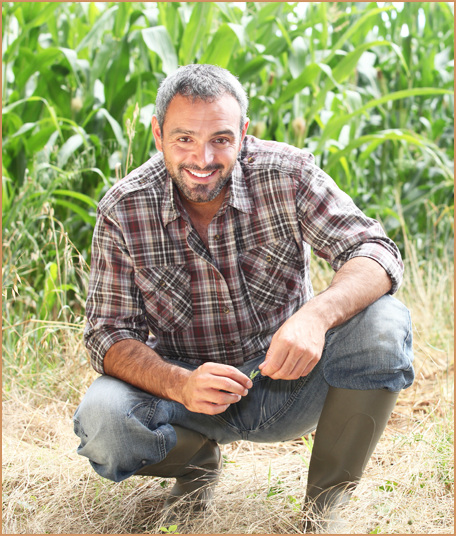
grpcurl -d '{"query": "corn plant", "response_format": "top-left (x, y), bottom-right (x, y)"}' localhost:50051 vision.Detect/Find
top-left (2, 2), bottom-right (454, 334)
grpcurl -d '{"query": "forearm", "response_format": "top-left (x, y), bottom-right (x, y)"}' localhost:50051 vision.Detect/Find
top-left (259, 256), bottom-right (392, 380)
top-left (303, 256), bottom-right (392, 331)
top-left (104, 339), bottom-right (191, 404)
top-left (103, 338), bottom-right (252, 414)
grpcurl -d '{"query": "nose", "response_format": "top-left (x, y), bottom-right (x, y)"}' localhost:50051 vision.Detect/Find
top-left (192, 142), bottom-right (215, 170)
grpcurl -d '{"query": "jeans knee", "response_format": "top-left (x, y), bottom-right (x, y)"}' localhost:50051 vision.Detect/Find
top-left (361, 295), bottom-right (412, 349)
top-left (73, 376), bottom-right (176, 482)
top-left (323, 295), bottom-right (415, 392)
top-left (73, 376), bottom-right (131, 439)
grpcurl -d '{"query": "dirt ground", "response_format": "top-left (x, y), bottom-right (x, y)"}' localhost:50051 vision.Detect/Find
top-left (2, 368), bottom-right (453, 535)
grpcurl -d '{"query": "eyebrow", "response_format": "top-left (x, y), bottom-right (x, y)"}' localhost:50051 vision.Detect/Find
top-left (168, 128), bottom-right (236, 138)
top-left (169, 128), bottom-right (197, 136)
top-left (212, 129), bottom-right (236, 137)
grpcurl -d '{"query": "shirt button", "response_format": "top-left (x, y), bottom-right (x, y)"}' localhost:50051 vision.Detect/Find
top-left (214, 234), bottom-right (221, 241)
top-left (159, 280), bottom-right (167, 287)
top-left (228, 341), bottom-right (236, 347)
top-left (223, 306), bottom-right (230, 314)
top-left (266, 255), bottom-right (272, 263)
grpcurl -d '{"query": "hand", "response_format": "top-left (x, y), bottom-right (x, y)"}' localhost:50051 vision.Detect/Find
top-left (180, 362), bottom-right (252, 415)
top-left (258, 307), bottom-right (328, 380)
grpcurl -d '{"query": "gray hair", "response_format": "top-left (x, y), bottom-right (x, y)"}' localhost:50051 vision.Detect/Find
top-left (155, 64), bottom-right (248, 134)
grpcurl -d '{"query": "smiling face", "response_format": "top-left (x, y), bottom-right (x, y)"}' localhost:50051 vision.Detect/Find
top-left (152, 94), bottom-right (249, 206)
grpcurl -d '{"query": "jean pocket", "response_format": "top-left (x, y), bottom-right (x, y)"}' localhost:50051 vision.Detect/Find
top-left (135, 265), bottom-right (193, 332)
top-left (239, 238), bottom-right (303, 313)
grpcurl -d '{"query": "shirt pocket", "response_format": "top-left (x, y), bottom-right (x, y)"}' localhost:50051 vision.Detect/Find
top-left (135, 265), bottom-right (193, 332)
top-left (238, 238), bottom-right (303, 313)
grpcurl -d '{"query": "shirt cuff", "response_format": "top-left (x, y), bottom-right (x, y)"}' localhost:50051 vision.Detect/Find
top-left (84, 325), bottom-right (148, 374)
top-left (344, 241), bottom-right (404, 294)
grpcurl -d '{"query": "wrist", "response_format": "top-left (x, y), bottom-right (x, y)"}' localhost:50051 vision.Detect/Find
top-left (299, 295), bottom-right (337, 332)
top-left (164, 365), bottom-right (192, 404)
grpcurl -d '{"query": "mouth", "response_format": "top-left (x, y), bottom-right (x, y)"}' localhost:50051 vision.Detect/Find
top-left (183, 168), bottom-right (220, 181)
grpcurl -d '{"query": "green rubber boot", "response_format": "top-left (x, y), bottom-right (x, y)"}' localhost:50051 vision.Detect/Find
top-left (135, 425), bottom-right (222, 512)
top-left (303, 386), bottom-right (399, 533)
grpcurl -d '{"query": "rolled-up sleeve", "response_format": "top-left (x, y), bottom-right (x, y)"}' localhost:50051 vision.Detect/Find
top-left (84, 209), bottom-right (149, 374)
top-left (296, 157), bottom-right (404, 293)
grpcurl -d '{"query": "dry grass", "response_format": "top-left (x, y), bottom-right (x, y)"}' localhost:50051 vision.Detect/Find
top-left (2, 381), bottom-right (453, 534)
top-left (2, 251), bottom-right (454, 534)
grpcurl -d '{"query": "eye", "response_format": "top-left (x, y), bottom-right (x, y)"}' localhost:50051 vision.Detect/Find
top-left (177, 137), bottom-right (191, 143)
top-left (214, 138), bottom-right (229, 144)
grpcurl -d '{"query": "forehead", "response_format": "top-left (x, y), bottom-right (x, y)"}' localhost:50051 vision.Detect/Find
top-left (163, 94), bottom-right (242, 134)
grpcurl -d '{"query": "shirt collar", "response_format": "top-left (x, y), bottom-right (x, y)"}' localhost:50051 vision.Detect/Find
top-left (161, 158), bottom-right (254, 227)
top-left (228, 159), bottom-right (255, 215)
top-left (161, 174), bottom-right (181, 227)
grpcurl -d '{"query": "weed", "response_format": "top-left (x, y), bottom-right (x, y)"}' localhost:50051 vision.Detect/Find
top-left (159, 525), bottom-right (180, 534)
top-left (249, 369), bottom-right (260, 380)
top-left (378, 481), bottom-right (398, 493)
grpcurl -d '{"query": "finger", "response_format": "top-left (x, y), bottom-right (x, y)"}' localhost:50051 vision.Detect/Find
top-left (274, 352), bottom-right (319, 380)
top-left (200, 402), bottom-right (231, 415)
top-left (194, 383), bottom-right (244, 406)
top-left (203, 363), bottom-right (252, 389)
top-left (207, 376), bottom-right (249, 397)
top-left (259, 341), bottom-right (288, 377)
top-left (208, 388), bottom-right (242, 405)
top-left (271, 349), bottom-right (304, 379)
top-left (300, 358), bottom-right (318, 377)
top-left (285, 356), bottom-right (315, 380)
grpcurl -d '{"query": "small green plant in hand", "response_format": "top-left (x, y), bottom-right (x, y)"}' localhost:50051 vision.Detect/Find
top-left (249, 369), bottom-right (260, 380)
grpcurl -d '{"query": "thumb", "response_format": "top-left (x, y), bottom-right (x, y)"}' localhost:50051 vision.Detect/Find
top-left (259, 345), bottom-right (274, 370)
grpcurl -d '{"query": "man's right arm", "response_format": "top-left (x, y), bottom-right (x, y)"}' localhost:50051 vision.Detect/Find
top-left (104, 332), bottom-right (252, 415)
top-left (87, 209), bottom-right (251, 414)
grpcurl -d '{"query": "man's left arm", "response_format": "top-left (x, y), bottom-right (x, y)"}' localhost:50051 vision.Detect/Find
top-left (260, 153), bottom-right (403, 380)
top-left (259, 256), bottom-right (391, 379)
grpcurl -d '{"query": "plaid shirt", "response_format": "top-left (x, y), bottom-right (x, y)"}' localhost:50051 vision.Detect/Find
top-left (84, 136), bottom-right (403, 374)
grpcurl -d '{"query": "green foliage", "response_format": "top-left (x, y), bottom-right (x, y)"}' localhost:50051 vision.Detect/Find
top-left (249, 368), bottom-right (260, 380)
top-left (2, 2), bottom-right (454, 334)
top-left (159, 525), bottom-right (180, 534)
top-left (266, 461), bottom-right (285, 498)
top-left (377, 480), bottom-right (398, 492)
top-left (2, 169), bottom-right (89, 376)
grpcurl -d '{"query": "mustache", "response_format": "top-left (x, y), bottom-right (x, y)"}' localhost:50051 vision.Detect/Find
top-left (178, 164), bottom-right (223, 173)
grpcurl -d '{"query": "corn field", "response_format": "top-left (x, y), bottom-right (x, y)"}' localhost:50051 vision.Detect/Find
top-left (3, 2), bottom-right (453, 262)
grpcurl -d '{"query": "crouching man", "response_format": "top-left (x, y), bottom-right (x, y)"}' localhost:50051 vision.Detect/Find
top-left (74, 64), bottom-right (414, 532)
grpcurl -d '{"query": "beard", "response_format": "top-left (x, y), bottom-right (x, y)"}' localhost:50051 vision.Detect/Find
top-left (163, 154), bottom-right (236, 204)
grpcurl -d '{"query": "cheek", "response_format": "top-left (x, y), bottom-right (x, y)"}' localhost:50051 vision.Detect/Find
top-left (219, 146), bottom-right (239, 162)
top-left (165, 146), bottom-right (191, 164)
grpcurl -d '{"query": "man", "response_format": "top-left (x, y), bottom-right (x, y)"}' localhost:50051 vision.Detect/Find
top-left (75, 64), bottom-right (414, 531)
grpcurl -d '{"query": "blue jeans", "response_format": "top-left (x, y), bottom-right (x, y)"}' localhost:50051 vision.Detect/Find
top-left (74, 295), bottom-right (414, 482)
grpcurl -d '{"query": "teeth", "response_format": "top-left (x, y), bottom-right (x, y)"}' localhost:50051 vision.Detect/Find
top-left (187, 170), bottom-right (214, 178)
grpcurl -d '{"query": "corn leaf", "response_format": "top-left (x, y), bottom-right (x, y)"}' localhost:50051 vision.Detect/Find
top-left (53, 199), bottom-right (96, 227)
top-left (179, 3), bottom-right (213, 65)
top-left (318, 88), bottom-right (455, 152)
top-left (199, 24), bottom-right (240, 69)
top-left (142, 26), bottom-right (178, 76)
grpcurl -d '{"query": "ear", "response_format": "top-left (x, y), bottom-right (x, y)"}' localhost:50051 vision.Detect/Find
top-left (151, 115), bottom-right (163, 152)
top-left (239, 118), bottom-right (250, 149)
